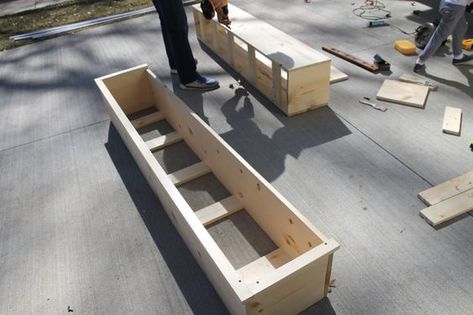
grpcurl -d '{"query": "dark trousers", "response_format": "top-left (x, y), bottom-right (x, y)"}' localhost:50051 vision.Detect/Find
top-left (152, 0), bottom-right (198, 84)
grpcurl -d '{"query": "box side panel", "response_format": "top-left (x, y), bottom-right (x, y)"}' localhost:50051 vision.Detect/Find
top-left (245, 255), bottom-right (330, 315)
top-left (287, 62), bottom-right (330, 116)
top-left (101, 67), bottom-right (155, 115)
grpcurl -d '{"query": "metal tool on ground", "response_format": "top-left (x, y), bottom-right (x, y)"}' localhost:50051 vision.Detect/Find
top-left (359, 97), bottom-right (387, 112)
top-left (368, 19), bottom-right (388, 27)
top-left (373, 54), bottom-right (391, 71)
top-left (322, 46), bottom-right (391, 72)
top-left (399, 74), bottom-right (438, 91)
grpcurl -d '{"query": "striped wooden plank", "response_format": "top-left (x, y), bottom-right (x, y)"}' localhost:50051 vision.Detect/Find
top-left (168, 161), bottom-right (211, 186)
top-left (195, 196), bottom-right (244, 226)
top-left (130, 111), bottom-right (164, 129)
top-left (420, 189), bottom-right (473, 226)
top-left (146, 131), bottom-right (183, 152)
top-left (418, 171), bottom-right (473, 206)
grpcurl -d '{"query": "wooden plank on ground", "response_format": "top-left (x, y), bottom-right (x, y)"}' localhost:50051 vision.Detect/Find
top-left (130, 111), bottom-right (165, 129)
top-left (146, 131), bottom-right (183, 152)
top-left (195, 196), bottom-right (244, 226)
top-left (420, 189), bottom-right (473, 226)
top-left (418, 171), bottom-right (473, 206)
top-left (330, 66), bottom-right (348, 84)
top-left (442, 106), bottom-right (462, 136)
top-left (168, 161), bottom-right (211, 187)
top-left (376, 80), bottom-right (429, 108)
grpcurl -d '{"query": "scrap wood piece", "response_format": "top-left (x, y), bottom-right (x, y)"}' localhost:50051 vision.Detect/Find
top-left (420, 189), bottom-right (473, 226)
top-left (168, 161), bottom-right (211, 186)
top-left (442, 106), bottom-right (462, 136)
top-left (146, 131), bottom-right (183, 152)
top-left (330, 66), bottom-right (349, 83)
top-left (399, 74), bottom-right (438, 91)
top-left (418, 171), bottom-right (473, 206)
top-left (130, 111), bottom-right (165, 129)
top-left (376, 79), bottom-right (429, 108)
top-left (322, 46), bottom-right (378, 72)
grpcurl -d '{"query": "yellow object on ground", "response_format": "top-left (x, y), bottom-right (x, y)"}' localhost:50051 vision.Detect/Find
top-left (463, 39), bottom-right (473, 50)
top-left (394, 40), bottom-right (417, 55)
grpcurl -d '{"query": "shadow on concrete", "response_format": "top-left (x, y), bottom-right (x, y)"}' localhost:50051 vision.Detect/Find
top-left (301, 297), bottom-right (338, 315)
top-left (193, 43), bottom-right (352, 183)
top-left (424, 65), bottom-right (473, 99)
top-left (105, 125), bottom-right (229, 315)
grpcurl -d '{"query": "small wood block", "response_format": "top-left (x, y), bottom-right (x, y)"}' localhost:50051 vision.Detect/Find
top-left (418, 171), bottom-right (473, 206)
top-left (330, 66), bottom-right (348, 84)
top-left (195, 196), bottom-right (244, 226)
top-left (168, 161), bottom-right (211, 187)
top-left (146, 131), bottom-right (183, 152)
top-left (376, 79), bottom-right (429, 108)
top-left (420, 189), bottom-right (473, 226)
top-left (442, 106), bottom-right (462, 136)
top-left (130, 111), bottom-right (165, 129)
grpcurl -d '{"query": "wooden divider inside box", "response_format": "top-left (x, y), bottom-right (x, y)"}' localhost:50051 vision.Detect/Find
top-left (96, 65), bottom-right (339, 315)
top-left (193, 4), bottom-right (332, 116)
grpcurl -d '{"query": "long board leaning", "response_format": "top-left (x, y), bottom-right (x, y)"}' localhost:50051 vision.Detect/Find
top-left (95, 65), bottom-right (340, 315)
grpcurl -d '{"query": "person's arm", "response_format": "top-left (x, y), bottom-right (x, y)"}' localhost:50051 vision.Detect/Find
top-left (209, 0), bottom-right (231, 26)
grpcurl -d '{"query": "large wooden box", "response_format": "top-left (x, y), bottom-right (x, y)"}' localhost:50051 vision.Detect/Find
top-left (193, 4), bottom-right (332, 116)
top-left (95, 65), bottom-right (339, 314)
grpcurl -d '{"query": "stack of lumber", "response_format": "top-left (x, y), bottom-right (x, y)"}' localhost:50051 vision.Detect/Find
top-left (418, 171), bottom-right (473, 227)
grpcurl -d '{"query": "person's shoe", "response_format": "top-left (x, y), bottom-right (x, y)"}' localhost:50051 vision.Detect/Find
top-left (171, 58), bottom-right (198, 75)
top-left (413, 63), bottom-right (425, 73)
top-left (180, 74), bottom-right (219, 91)
top-left (453, 54), bottom-right (473, 65)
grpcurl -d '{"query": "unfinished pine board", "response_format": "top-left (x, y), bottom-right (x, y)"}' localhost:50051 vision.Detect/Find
top-left (146, 131), bottom-right (183, 151)
top-left (96, 65), bottom-right (339, 315)
top-left (130, 111), bottom-right (164, 129)
top-left (376, 79), bottom-right (430, 108)
top-left (442, 106), bottom-right (462, 136)
top-left (418, 171), bottom-right (473, 206)
top-left (168, 161), bottom-right (212, 187)
top-left (420, 189), bottom-right (473, 226)
top-left (193, 4), bottom-right (331, 116)
top-left (196, 196), bottom-right (244, 226)
top-left (330, 65), bottom-right (349, 84)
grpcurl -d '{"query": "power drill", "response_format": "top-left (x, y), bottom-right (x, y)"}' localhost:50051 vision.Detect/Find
top-left (201, 0), bottom-right (229, 20)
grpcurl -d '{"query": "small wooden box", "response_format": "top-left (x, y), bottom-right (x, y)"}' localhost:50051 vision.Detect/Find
top-left (193, 4), bottom-right (331, 116)
top-left (95, 65), bottom-right (339, 315)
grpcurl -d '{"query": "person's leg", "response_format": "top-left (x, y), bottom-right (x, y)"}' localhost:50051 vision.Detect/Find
top-left (451, 13), bottom-right (467, 58)
top-left (152, 1), bottom-right (176, 70)
top-left (417, 2), bottom-right (464, 63)
top-left (152, 0), bottom-right (197, 84)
